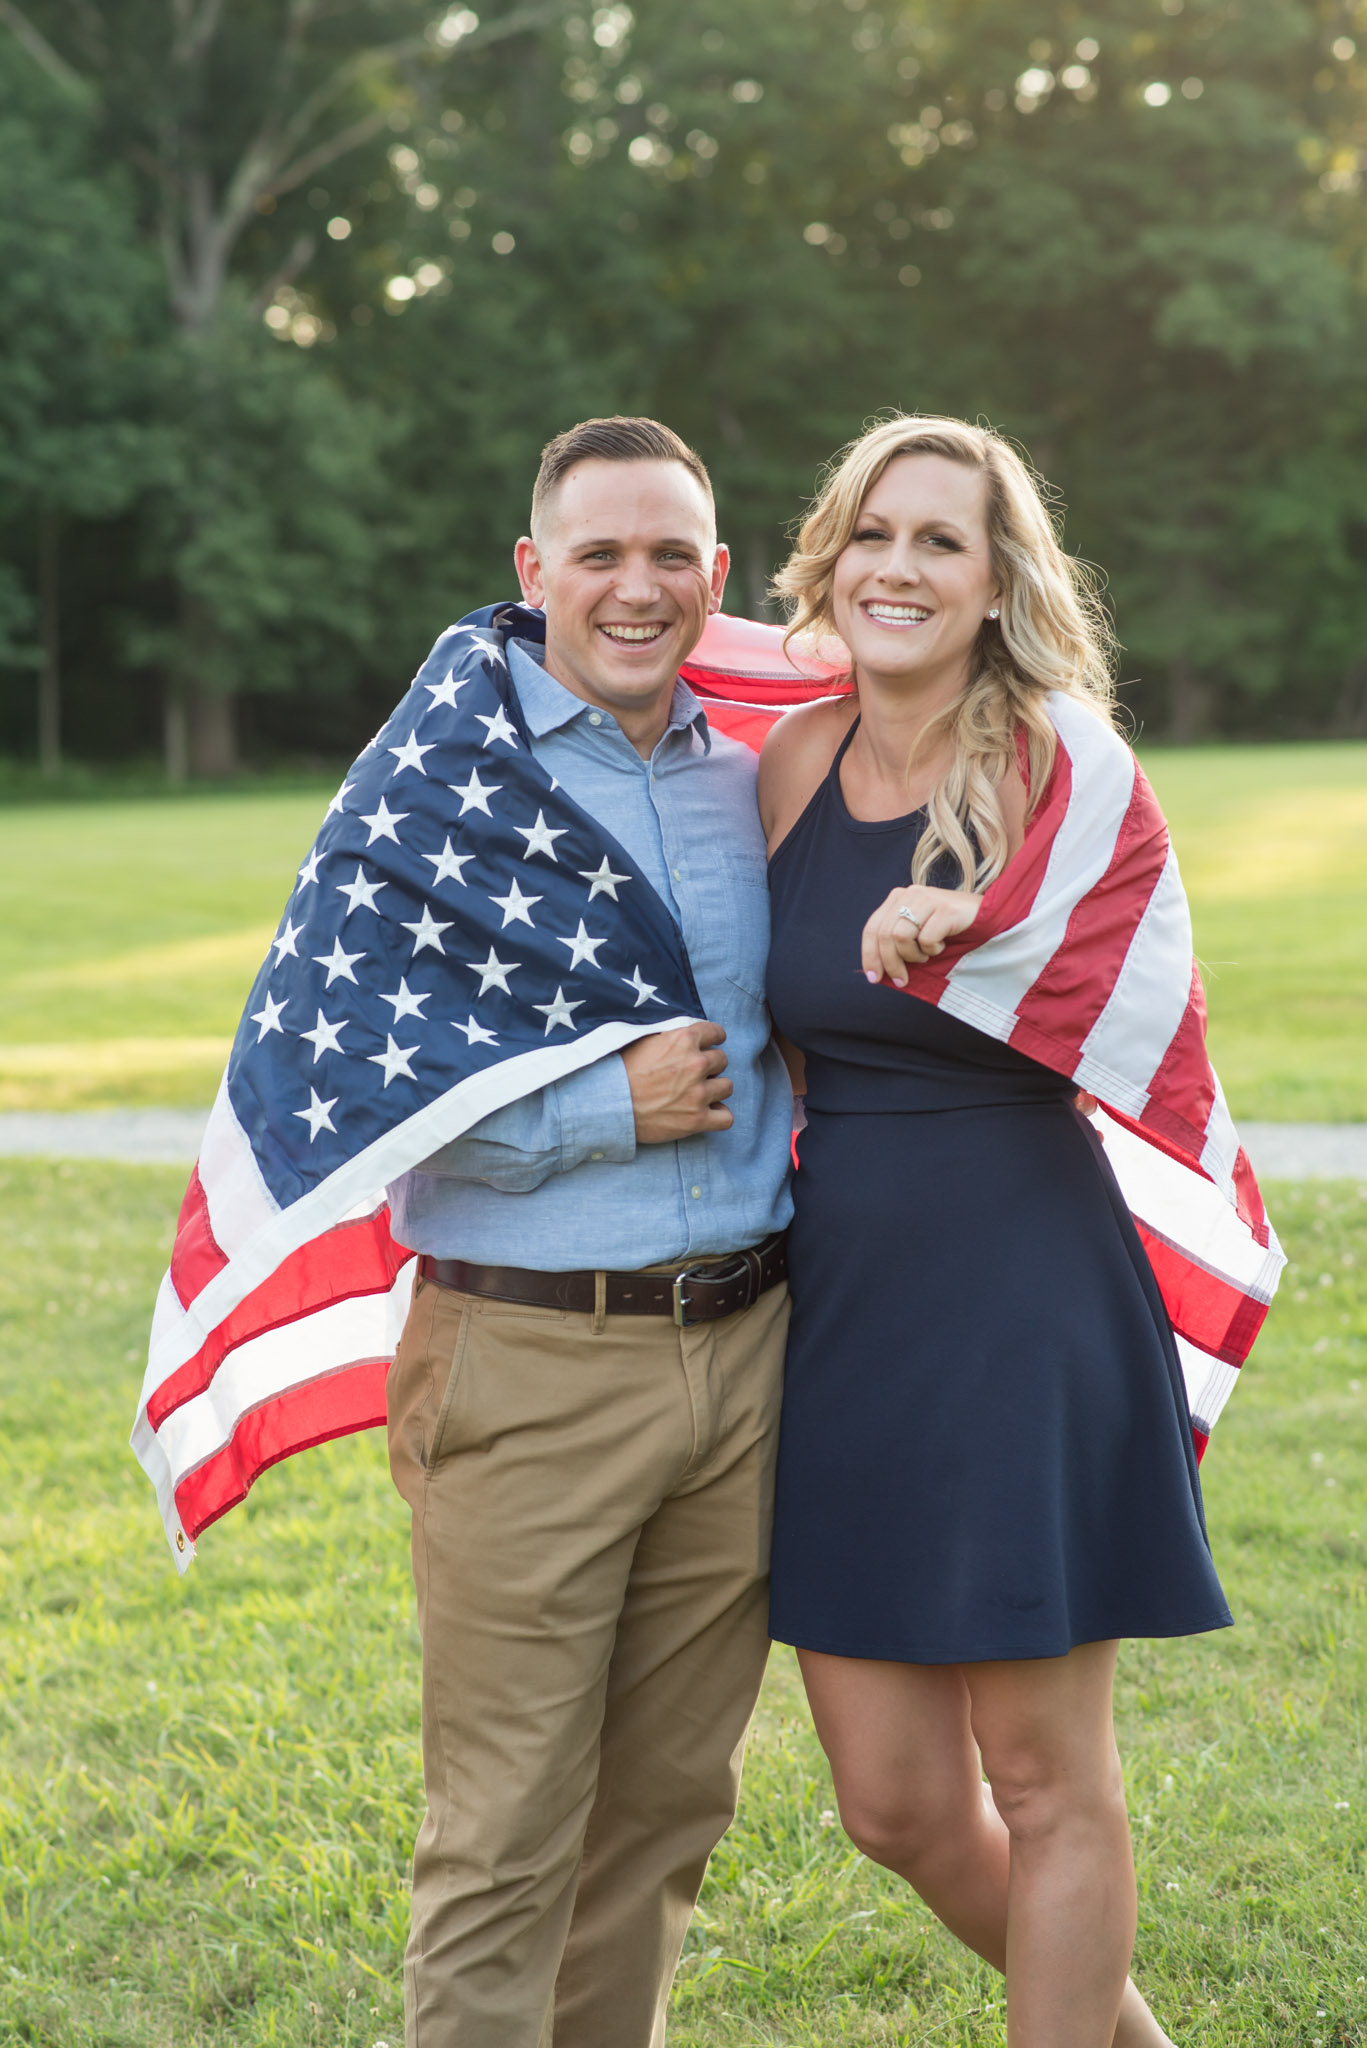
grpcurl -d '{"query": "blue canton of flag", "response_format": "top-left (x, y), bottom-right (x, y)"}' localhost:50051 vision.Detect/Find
top-left (228, 603), bottom-right (702, 1208)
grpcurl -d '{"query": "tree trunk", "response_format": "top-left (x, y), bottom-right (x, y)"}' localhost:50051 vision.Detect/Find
top-left (1168, 657), bottom-right (1216, 743)
top-left (37, 505), bottom-right (61, 775)
top-left (164, 688), bottom-right (189, 785)
top-left (1331, 661), bottom-right (1367, 737)
top-left (186, 679), bottom-right (239, 778)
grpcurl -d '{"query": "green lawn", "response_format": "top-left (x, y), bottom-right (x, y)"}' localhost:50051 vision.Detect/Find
top-left (0, 740), bottom-right (1364, 1118)
top-left (0, 1162), bottom-right (1364, 2047)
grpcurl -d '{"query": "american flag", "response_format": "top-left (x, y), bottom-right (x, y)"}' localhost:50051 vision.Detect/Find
top-left (134, 609), bottom-right (1282, 1567)
top-left (134, 603), bottom-right (705, 1566)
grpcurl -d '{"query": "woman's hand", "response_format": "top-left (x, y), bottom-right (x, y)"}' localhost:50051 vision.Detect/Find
top-left (861, 884), bottom-right (981, 985)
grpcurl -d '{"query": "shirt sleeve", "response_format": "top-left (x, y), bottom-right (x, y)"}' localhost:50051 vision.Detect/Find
top-left (413, 1053), bottom-right (637, 1193)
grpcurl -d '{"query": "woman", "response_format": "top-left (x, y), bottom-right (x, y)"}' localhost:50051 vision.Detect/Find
top-left (759, 415), bottom-right (1231, 2048)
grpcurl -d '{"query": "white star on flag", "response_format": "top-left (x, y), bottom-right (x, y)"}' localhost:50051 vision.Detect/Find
top-left (299, 1010), bottom-right (349, 1062)
top-left (490, 877), bottom-right (542, 929)
top-left (534, 985), bottom-right (585, 1035)
top-left (297, 846), bottom-right (323, 887)
top-left (401, 904), bottom-right (454, 955)
top-left (294, 1088), bottom-right (338, 1141)
top-left (336, 865), bottom-right (387, 916)
top-left (368, 1034), bottom-right (419, 1087)
top-left (467, 947), bottom-right (520, 997)
top-left (623, 965), bottom-right (664, 1007)
top-left (514, 810), bottom-right (569, 862)
top-left (314, 938), bottom-right (364, 988)
top-left (475, 705), bottom-right (520, 750)
top-left (388, 731), bottom-right (437, 777)
top-left (425, 670), bottom-right (466, 709)
top-left (423, 838), bottom-right (476, 887)
top-left (326, 781), bottom-right (353, 817)
top-left (250, 991), bottom-right (288, 1040)
top-left (272, 918), bottom-right (304, 965)
top-left (462, 631), bottom-right (504, 663)
top-left (556, 920), bottom-right (607, 970)
top-left (360, 796), bottom-right (409, 845)
top-left (378, 976), bottom-right (429, 1022)
top-left (452, 1015), bottom-right (500, 1047)
top-left (451, 767), bottom-right (501, 817)
top-left (580, 858), bottom-right (631, 901)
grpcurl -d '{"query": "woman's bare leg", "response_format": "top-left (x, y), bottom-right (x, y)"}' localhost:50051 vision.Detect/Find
top-left (798, 1648), bottom-right (1174, 2048)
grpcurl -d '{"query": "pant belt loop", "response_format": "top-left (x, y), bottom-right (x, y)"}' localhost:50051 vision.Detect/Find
top-left (591, 1269), bottom-right (608, 1336)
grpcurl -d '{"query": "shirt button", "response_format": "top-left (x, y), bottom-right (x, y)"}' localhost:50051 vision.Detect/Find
top-left (588, 711), bottom-right (603, 726)
top-left (672, 868), bottom-right (682, 881)
top-left (590, 1151), bottom-right (605, 1161)
top-left (690, 1185), bottom-right (702, 1199)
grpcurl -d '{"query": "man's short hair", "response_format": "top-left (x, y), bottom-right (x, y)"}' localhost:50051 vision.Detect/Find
top-left (531, 416), bottom-right (714, 532)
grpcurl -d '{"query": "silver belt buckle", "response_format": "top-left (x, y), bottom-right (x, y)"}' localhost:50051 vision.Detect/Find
top-left (672, 1260), bottom-right (713, 1328)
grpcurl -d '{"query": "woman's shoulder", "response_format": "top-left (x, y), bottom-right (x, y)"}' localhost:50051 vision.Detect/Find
top-left (757, 694), bottom-right (857, 843)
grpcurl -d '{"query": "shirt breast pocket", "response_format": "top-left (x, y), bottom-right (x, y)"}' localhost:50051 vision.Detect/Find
top-left (709, 849), bottom-right (771, 1007)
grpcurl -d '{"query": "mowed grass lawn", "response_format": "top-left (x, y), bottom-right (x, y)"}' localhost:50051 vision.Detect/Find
top-left (0, 740), bottom-right (1364, 1118)
top-left (0, 1162), bottom-right (1363, 2047)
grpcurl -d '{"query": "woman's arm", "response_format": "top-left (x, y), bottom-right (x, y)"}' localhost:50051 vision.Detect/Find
top-left (758, 696), bottom-right (858, 854)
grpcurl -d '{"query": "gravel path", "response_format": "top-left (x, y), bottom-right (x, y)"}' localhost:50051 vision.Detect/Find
top-left (1, 1109), bottom-right (1365, 1178)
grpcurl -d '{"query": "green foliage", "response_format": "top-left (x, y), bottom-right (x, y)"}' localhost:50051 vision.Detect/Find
top-left (3, 0), bottom-right (1367, 760)
top-left (0, 1162), bottom-right (1364, 2044)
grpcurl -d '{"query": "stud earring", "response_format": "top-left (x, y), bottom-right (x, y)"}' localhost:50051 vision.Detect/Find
top-left (987, 607), bottom-right (1000, 620)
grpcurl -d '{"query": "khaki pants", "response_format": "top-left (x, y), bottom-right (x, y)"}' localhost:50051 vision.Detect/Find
top-left (387, 1268), bottom-right (788, 2048)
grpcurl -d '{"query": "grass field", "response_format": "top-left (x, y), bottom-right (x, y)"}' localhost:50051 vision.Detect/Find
top-left (1, 740), bottom-right (1364, 1119)
top-left (0, 1161), bottom-right (1364, 2047)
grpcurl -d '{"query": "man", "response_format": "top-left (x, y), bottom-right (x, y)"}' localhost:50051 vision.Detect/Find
top-left (384, 416), bottom-right (795, 2046)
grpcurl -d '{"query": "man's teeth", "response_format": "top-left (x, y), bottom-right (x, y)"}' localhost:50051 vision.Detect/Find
top-left (866, 603), bottom-right (931, 622)
top-left (601, 624), bottom-right (665, 642)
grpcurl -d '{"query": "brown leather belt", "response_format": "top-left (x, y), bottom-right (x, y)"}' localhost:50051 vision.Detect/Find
top-left (418, 1232), bottom-right (787, 1329)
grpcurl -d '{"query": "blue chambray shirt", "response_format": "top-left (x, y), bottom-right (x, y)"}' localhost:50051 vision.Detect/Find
top-left (386, 637), bottom-right (794, 1268)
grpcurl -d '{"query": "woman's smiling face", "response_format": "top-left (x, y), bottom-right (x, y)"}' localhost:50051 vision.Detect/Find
top-left (830, 453), bottom-right (1000, 692)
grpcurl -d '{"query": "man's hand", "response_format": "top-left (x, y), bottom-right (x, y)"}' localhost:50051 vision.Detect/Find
top-left (622, 1023), bottom-right (734, 1143)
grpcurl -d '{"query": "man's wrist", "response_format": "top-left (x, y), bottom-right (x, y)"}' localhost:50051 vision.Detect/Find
top-left (558, 1053), bottom-right (637, 1169)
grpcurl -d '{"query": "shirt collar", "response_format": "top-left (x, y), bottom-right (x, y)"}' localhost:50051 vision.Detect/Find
top-left (507, 636), bottom-right (711, 752)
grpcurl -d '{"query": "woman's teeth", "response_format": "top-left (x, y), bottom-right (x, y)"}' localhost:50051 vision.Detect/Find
top-left (600, 623), bottom-right (665, 642)
top-left (865, 603), bottom-right (931, 623)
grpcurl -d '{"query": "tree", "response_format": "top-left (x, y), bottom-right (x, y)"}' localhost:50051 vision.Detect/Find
top-left (0, 49), bottom-right (166, 772)
top-left (2, 0), bottom-right (559, 774)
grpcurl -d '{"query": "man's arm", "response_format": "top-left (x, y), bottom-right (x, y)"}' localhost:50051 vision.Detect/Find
top-left (414, 1023), bottom-right (734, 1192)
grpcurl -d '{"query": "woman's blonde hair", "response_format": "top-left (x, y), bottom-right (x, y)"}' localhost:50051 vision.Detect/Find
top-left (773, 414), bottom-right (1118, 891)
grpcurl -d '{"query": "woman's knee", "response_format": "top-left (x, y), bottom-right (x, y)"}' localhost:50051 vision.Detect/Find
top-left (985, 1745), bottom-right (1126, 1846)
top-left (835, 1782), bottom-right (981, 1875)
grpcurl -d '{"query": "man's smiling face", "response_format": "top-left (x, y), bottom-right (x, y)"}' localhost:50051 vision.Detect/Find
top-left (514, 458), bottom-right (729, 743)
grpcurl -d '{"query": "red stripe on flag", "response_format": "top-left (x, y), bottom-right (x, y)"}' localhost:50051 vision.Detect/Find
top-left (894, 740), bottom-right (1074, 1006)
top-left (1008, 772), bottom-right (1168, 1053)
top-left (698, 701), bottom-right (787, 752)
top-left (170, 1166), bottom-right (230, 1309)
top-left (173, 1356), bottom-right (391, 1542)
top-left (1134, 1224), bottom-right (1269, 1365)
top-left (1232, 1148), bottom-right (1271, 1244)
top-left (149, 1209), bottom-right (408, 1431)
top-left (1137, 973), bottom-right (1215, 1160)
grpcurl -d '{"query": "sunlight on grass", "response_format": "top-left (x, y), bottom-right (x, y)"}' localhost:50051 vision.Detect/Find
top-left (0, 1164), bottom-right (1364, 2046)
top-left (0, 1039), bottom-right (231, 1112)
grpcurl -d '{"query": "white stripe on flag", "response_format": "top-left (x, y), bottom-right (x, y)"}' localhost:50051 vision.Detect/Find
top-left (1199, 1072), bottom-right (1242, 1202)
top-left (199, 1071), bottom-right (280, 1256)
top-left (1076, 847), bottom-right (1192, 1100)
top-left (155, 1260), bottom-right (418, 1494)
top-left (1094, 1111), bottom-right (1282, 1299)
top-left (941, 696), bottom-right (1136, 1030)
top-left (1175, 1333), bottom-right (1241, 1438)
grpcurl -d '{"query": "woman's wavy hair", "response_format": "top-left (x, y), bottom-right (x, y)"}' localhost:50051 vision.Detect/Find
top-left (773, 414), bottom-right (1118, 891)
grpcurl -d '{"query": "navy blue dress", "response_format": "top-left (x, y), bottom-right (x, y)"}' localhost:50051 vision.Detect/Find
top-left (765, 726), bottom-right (1231, 1662)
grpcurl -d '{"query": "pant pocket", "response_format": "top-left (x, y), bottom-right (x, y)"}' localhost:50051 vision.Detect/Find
top-left (425, 1291), bottom-right (476, 1472)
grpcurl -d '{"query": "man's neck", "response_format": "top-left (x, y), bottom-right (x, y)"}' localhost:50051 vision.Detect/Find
top-left (540, 648), bottom-right (676, 760)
